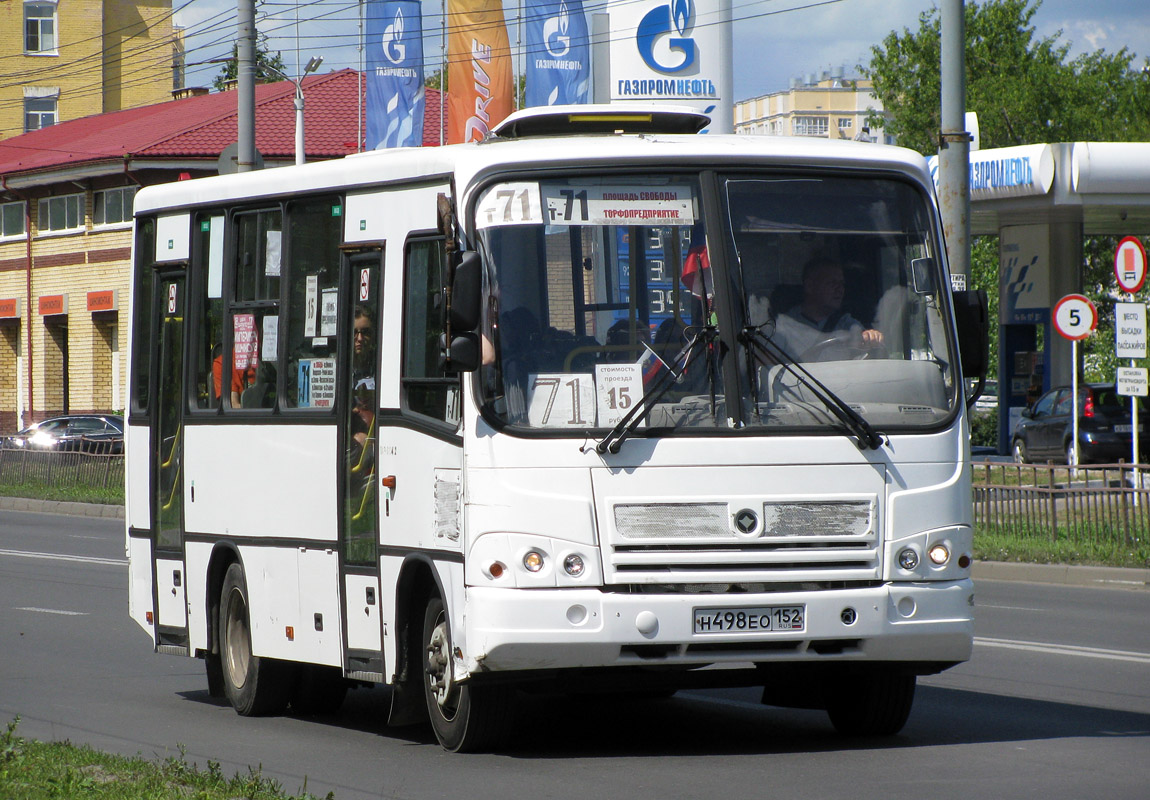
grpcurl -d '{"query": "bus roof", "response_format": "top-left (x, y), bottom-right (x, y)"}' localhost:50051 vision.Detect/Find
top-left (133, 133), bottom-right (934, 217)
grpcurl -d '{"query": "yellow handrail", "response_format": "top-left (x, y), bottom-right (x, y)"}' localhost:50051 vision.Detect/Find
top-left (160, 425), bottom-right (181, 470)
top-left (350, 414), bottom-right (375, 475)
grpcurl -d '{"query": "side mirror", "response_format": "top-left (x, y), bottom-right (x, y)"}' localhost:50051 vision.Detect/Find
top-left (449, 251), bottom-right (482, 332)
top-left (440, 332), bottom-right (479, 373)
top-left (953, 289), bottom-right (989, 382)
top-left (910, 257), bottom-right (936, 295)
top-left (1020, 408), bottom-right (1034, 419)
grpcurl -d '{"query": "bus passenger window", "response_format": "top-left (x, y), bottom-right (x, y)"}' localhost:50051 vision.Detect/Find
top-left (283, 197), bottom-right (342, 410)
top-left (193, 214), bottom-right (225, 410)
top-left (402, 238), bottom-right (460, 426)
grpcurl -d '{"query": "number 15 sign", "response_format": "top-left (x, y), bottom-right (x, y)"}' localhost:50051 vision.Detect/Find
top-left (1053, 294), bottom-right (1097, 341)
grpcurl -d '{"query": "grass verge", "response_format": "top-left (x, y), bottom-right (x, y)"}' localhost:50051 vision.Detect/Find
top-left (0, 480), bottom-right (123, 506)
top-left (0, 718), bottom-right (330, 800)
top-left (973, 528), bottom-right (1150, 568)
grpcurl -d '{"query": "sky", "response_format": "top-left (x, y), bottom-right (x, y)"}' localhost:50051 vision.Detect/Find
top-left (173, 0), bottom-right (1150, 102)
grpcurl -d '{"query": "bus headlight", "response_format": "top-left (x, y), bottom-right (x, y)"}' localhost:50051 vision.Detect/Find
top-left (523, 551), bottom-right (545, 572)
top-left (897, 547), bottom-right (919, 570)
top-left (928, 543), bottom-right (950, 566)
top-left (563, 554), bottom-right (585, 577)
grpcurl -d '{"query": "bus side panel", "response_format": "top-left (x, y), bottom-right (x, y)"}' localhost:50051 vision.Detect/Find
top-left (240, 544), bottom-right (301, 661)
top-left (125, 423), bottom-right (151, 531)
top-left (296, 546), bottom-right (343, 667)
top-left (185, 540), bottom-right (212, 654)
top-left (182, 425), bottom-right (338, 541)
top-left (127, 535), bottom-right (155, 640)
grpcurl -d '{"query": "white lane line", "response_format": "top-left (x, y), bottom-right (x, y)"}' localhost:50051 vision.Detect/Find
top-left (15, 607), bottom-right (89, 616)
top-left (976, 637), bottom-right (1150, 664)
top-left (979, 604), bottom-right (1044, 611)
top-left (0, 548), bottom-right (126, 567)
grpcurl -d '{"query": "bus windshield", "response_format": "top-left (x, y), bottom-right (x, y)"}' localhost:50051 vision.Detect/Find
top-left (475, 171), bottom-right (958, 436)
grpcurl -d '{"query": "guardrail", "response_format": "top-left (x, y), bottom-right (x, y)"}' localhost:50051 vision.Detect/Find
top-left (0, 443), bottom-right (124, 492)
top-left (973, 460), bottom-right (1149, 544)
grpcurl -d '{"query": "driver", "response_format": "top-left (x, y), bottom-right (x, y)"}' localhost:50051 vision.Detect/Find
top-left (772, 257), bottom-right (883, 359)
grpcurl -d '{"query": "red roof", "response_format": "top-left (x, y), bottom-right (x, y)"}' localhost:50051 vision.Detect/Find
top-left (0, 70), bottom-right (445, 179)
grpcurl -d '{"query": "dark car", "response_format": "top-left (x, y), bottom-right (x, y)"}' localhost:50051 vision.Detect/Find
top-left (2, 414), bottom-right (124, 454)
top-left (1012, 384), bottom-right (1148, 465)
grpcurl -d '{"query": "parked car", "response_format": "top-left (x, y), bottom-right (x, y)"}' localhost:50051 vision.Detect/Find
top-left (1011, 384), bottom-right (1149, 465)
top-left (1, 414), bottom-right (124, 454)
top-left (973, 379), bottom-right (998, 413)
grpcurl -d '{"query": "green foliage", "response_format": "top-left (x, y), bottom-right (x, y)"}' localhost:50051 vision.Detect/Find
top-left (974, 527), bottom-right (1150, 568)
top-left (970, 409), bottom-right (997, 447)
top-left (862, 0), bottom-right (1150, 155)
top-left (212, 43), bottom-right (289, 92)
top-left (0, 719), bottom-right (334, 800)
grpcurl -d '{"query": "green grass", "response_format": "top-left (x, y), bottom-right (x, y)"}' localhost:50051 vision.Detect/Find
top-left (974, 527), bottom-right (1150, 568)
top-left (0, 718), bottom-right (330, 800)
top-left (0, 479), bottom-right (124, 506)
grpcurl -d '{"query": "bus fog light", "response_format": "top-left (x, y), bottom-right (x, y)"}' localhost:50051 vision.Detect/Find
top-left (523, 551), bottom-right (545, 572)
top-left (563, 554), bottom-right (585, 576)
top-left (928, 544), bottom-right (950, 565)
top-left (898, 547), bottom-right (919, 570)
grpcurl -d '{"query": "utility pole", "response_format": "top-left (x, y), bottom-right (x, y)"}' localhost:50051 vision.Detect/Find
top-left (939, 0), bottom-right (970, 282)
top-left (237, 0), bottom-right (257, 172)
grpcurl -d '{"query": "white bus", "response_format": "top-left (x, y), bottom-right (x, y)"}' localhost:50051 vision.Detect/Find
top-left (126, 106), bottom-right (987, 752)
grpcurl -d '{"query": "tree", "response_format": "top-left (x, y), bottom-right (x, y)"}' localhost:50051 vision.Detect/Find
top-left (863, 0), bottom-right (1150, 154)
top-left (212, 42), bottom-right (289, 92)
top-left (863, 0), bottom-right (1150, 416)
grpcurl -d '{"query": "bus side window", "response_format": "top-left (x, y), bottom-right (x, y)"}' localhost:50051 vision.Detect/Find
top-left (282, 197), bottom-right (342, 410)
top-left (402, 238), bottom-right (459, 426)
top-left (192, 214), bottom-right (226, 410)
top-left (229, 209), bottom-right (281, 409)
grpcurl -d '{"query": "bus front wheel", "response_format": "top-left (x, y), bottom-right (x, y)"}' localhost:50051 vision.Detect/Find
top-left (421, 595), bottom-right (514, 752)
top-left (825, 669), bottom-right (916, 736)
top-left (219, 562), bottom-right (291, 716)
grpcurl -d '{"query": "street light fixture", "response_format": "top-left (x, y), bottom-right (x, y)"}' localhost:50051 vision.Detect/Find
top-left (269, 55), bottom-right (324, 166)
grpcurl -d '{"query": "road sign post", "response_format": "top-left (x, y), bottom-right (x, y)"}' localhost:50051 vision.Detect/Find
top-left (1115, 237), bottom-right (1147, 491)
top-left (1053, 294), bottom-right (1098, 471)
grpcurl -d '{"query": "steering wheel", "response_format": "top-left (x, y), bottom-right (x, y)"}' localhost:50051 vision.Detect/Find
top-left (799, 331), bottom-right (873, 362)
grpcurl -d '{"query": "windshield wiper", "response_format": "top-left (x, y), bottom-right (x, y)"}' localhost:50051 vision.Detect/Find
top-left (595, 327), bottom-right (717, 455)
top-left (742, 326), bottom-right (883, 451)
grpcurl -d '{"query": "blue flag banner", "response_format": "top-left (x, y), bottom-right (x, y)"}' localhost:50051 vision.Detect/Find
top-left (366, 0), bottom-right (424, 149)
top-left (525, 0), bottom-right (590, 107)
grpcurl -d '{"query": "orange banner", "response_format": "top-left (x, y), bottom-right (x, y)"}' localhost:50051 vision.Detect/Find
top-left (447, 0), bottom-right (513, 143)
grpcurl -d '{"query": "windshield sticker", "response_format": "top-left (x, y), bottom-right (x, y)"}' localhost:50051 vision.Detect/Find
top-left (527, 373), bottom-right (595, 428)
top-left (476, 183), bottom-right (544, 228)
top-left (595, 363), bottom-right (645, 429)
top-left (542, 185), bottom-right (696, 227)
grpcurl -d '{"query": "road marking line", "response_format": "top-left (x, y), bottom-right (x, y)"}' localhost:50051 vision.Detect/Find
top-left (0, 548), bottom-right (125, 567)
top-left (979, 604), bottom-right (1044, 611)
top-left (15, 607), bottom-right (89, 616)
top-left (976, 637), bottom-right (1150, 664)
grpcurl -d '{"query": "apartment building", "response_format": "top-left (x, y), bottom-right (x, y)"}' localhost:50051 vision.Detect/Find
top-left (0, 0), bottom-right (179, 140)
top-left (734, 71), bottom-right (892, 144)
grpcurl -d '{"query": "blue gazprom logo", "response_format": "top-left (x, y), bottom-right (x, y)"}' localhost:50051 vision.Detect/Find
top-left (382, 8), bottom-right (406, 65)
top-left (636, 0), bottom-right (696, 74)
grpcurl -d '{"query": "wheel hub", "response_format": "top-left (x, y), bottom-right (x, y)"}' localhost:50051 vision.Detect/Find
top-left (426, 618), bottom-right (454, 709)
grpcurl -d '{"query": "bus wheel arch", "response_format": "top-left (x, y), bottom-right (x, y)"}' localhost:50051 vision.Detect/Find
top-left (218, 560), bottom-right (292, 716)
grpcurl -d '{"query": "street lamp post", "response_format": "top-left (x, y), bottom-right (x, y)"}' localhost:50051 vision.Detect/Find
top-left (271, 56), bottom-right (324, 166)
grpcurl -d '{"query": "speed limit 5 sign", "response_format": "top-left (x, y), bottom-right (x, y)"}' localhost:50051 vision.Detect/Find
top-left (1053, 294), bottom-right (1097, 341)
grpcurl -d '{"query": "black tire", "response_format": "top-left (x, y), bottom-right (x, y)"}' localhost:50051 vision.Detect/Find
top-left (1012, 439), bottom-right (1028, 464)
top-left (219, 562), bottom-right (292, 716)
top-left (205, 652), bottom-right (225, 698)
top-left (422, 595), bottom-right (515, 752)
top-left (826, 670), bottom-right (916, 737)
top-left (290, 665), bottom-right (349, 716)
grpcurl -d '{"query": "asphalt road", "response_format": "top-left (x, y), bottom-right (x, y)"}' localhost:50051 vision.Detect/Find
top-left (2, 509), bottom-right (1149, 800)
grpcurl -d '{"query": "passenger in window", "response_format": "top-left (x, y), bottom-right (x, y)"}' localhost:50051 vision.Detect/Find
top-left (211, 343), bottom-right (257, 408)
top-left (771, 257), bottom-right (883, 360)
top-left (351, 306), bottom-right (376, 452)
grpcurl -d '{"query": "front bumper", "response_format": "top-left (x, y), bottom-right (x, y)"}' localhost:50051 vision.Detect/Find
top-left (460, 580), bottom-right (974, 676)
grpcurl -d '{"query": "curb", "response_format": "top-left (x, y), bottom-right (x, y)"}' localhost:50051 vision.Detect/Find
top-left (0, 495), bottom-right (125, 519)
top-left (2, 495), bottom-right (1147, 590)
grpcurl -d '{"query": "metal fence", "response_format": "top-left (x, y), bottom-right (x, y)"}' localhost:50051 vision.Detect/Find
top-left (0, 445), bottom-right (124, 492)
top-left (973, 460), bottom-right (1150, 545)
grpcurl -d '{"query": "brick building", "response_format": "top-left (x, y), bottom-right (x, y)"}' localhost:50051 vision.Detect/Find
top-left (0, 0), bottom-right (181, 140)
top-left (0, 70), bottom-right (392, 432)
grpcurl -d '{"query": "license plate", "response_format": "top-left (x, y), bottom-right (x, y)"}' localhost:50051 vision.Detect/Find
top-left (1114, 424), bottom-right (1143, 433)
top-left (693, 605), bottom-right (805, 634)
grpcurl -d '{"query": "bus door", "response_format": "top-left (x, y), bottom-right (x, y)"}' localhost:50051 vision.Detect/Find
top-left (152, 271), bottom-right (189, 651)
top-left (340, 246), bottom-right (385, 681)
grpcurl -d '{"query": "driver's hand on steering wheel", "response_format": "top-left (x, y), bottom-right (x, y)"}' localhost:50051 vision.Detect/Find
top-left (861, 328), bottom-right (884, 347)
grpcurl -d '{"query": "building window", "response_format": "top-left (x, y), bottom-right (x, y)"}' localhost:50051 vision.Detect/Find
top-left (1, 201), bottom-right (26, 238)
top-left (37, 193), bottom-right (84, 233)
top-left (24, 3), bottom-right (57, 53)
top-left (793, 116), bottom-right (829, 137)
top-left (93, 187), bottom-right (136, 226)
top-left (838, 118), bottom-right (853, 130)
top-left (24, 97), bottom-right (57, 131)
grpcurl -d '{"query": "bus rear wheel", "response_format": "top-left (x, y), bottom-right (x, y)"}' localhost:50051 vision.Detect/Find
top-left (219, 562), bottom-right (291, 716)
top-left (421, 595), bottom-right (514, 752)
top-left (825, 669), bottom-right (916, 737)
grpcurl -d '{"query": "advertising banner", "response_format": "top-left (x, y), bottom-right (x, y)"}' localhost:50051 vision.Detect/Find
top-left (999, 224), bottom-right (1051, 325)
top-left (606, 0), bottom-right (732, 132)
top-left (447, 0), bottom-right (514, 143)
top-left (366, 0), bottom-right (425, 149)
top-left (525, 0), bottom-right (590, 107)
